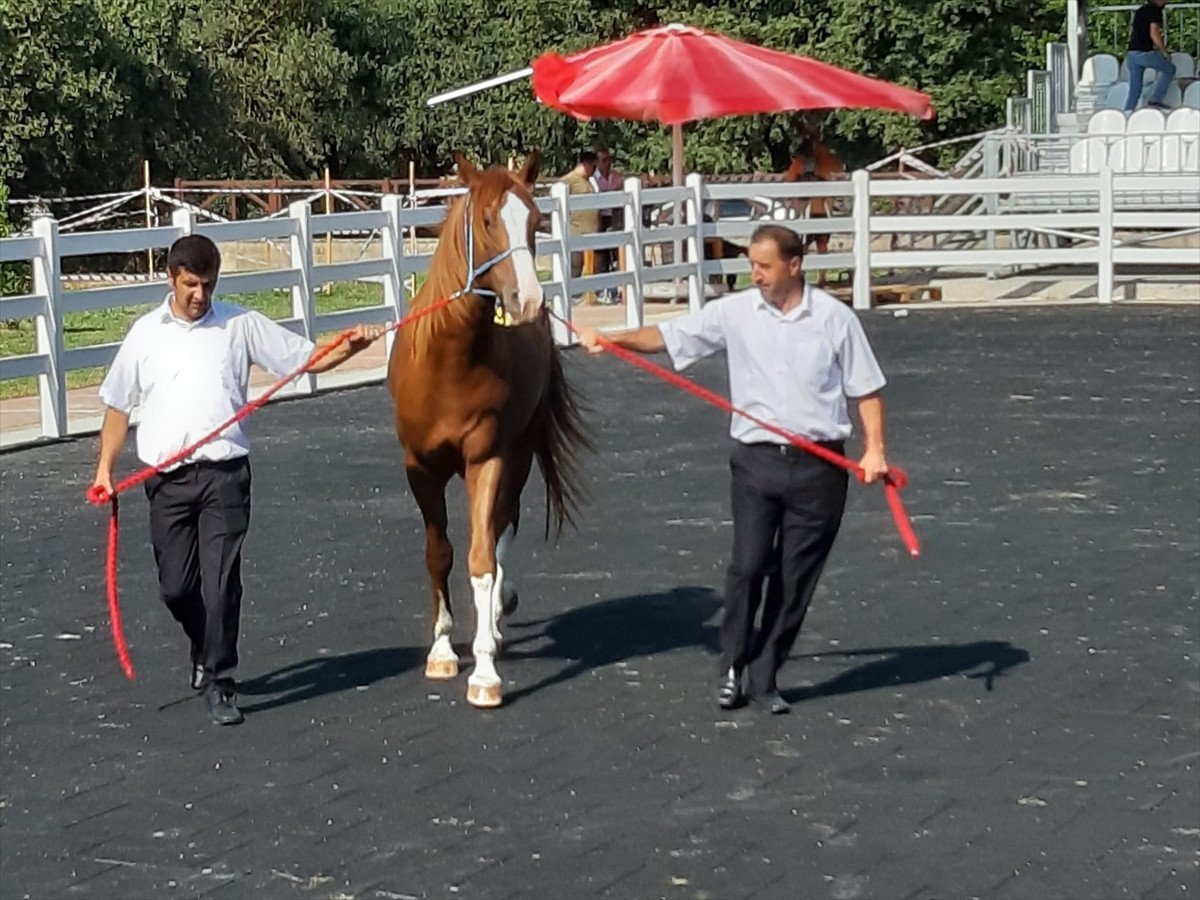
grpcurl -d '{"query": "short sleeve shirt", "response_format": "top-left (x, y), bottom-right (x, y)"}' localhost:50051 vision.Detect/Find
top-left (1130, 4), bottom-right (1163, 52)
top-left (98, 299), bottom-right (315, 468)
top-left (656, 285), bottom-right (887, 443)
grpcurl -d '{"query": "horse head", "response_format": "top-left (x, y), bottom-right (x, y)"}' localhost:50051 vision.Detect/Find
top-left (451, 151), bottom-right (544, 326)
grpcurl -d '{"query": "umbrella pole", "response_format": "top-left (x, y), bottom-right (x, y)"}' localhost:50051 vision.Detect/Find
top-left (672, 123), bottom-right (685, 305)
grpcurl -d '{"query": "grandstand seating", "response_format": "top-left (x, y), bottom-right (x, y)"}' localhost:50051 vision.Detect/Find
top-left (1078, 51), bottom-right (1198, 114)
top-left (1069, 107), bottom-right (1200, 174)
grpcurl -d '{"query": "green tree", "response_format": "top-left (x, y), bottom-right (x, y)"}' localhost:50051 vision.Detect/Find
top-left (1, 0), bottom-right (1068, 192)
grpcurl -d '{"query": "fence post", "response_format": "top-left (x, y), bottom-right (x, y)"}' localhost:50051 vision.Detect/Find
top-left (170, 207), bottom-right (194, 237)
top-left (622, 176), bottom-right (645, 329)
top-left (984, 137), bottom-right (1000, 279)
top-left (851, 170), bottom-right (873, 311)
top-left (288, 200), bottom-right (317, 394)
top-left (548, 181), bottom-right (573, 346)
top-left (685, 173), bottom-right (705, 314)
top-left (380, 194), bottom-right (405, 361)
top-left (1097, 166), bottom-right (1115, 304)
top-left (30, 216), bottom-right (66, 439)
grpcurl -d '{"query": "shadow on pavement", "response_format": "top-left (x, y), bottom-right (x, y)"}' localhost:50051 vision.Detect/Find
top-left (239, 645), bottom-right (424, 713)
top-left (784, 640), bottom-right (1032, 703)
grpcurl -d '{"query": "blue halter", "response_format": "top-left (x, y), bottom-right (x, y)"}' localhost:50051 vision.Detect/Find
top-left (451, 199), bottom-right (517, 325)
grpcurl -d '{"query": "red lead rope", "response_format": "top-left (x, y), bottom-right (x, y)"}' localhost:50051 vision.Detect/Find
top-left (84, 298), bottom-right (453, 680)
top-left (86, 298), bottom-right (917, 681)
top-left (549, 312), bottom-right (921, 558)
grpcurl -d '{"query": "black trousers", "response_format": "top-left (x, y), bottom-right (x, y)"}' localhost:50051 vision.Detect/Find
top-left (144, 457), bottom-right (252, 683)
top-left (721, 441), bottom-right (848, 694)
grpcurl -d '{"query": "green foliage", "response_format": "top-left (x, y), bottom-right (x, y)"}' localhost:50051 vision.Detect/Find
top-left (0, 181), bottom-right (31, 295)
top-left (0, 0), bottom-right (1068, 194)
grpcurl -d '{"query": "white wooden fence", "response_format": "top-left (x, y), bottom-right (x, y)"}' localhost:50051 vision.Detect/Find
top-left (2, 168), bottom-right (1197, 439)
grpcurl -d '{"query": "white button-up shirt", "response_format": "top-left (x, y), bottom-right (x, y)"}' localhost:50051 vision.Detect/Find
top-left (99, 299), bottom-right (315, 469)
top-left (657, 284), bottom-right (886, 443)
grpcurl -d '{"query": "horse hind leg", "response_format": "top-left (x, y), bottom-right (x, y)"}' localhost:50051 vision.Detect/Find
top-left (496, 523), bottom-right (518, 624)
top-left (495, 447), bottom-right (534, 623)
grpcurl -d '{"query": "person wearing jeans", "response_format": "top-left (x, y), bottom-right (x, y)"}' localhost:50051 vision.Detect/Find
top-left (1124, 0), bottom-right (1177, 111)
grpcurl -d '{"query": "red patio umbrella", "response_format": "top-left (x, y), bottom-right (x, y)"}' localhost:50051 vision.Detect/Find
top-left (530, 23), bottom-right (935, 184)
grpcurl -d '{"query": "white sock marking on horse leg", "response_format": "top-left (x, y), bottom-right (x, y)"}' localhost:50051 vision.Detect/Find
top-left (428, 590), bottom-right (455, 664)
top-left (469, 573), bottom-right (500, 687)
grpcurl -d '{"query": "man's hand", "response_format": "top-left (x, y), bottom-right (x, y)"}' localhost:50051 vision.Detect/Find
top-left (858, 446), bottom-right (889, 484)
top-left (346, 323), bottom-right (387, 352)
top-left (91, 468), bottom-right (115, 501)
top-left (575, 327), bottom-right (607, 355)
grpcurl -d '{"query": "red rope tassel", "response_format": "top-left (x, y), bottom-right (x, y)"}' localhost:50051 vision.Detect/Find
top-left (103, 496), bottom-right (135, 680)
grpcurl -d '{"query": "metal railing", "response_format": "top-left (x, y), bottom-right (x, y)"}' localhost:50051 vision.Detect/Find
top-left (1086, 2), bottom-right (1200, 59)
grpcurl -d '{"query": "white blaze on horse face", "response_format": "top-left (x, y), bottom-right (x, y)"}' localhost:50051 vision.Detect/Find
top-left (499, 192), bottom-right (543, 315)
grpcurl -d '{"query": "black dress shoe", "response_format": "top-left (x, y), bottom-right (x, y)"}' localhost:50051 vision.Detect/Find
top-left (717, 668), bottom-right (743, 709)
top-left (204, 683), bottom-right (244, 726)
top-left (755, 689), bottom-right (790, 715)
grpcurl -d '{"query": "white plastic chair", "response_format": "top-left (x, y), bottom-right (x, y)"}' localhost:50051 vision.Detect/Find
top-left (1167, 108), bottom-right (1200, 172)
top-left (1184, 81), bottom-right (1200, 109)
top-left (1106, 137), bottom-right (1128, 172)
top-left (1124, 108), bottom-right (1167, 172)
top-left (1167, 107), bottom-right (1200, 132)
top-left (1081, 54), bottom-right (1121, 86)
top-left (1161, 82), bottom-right (1184, 109)
top-left (1069, 136), bottom-right (1108, 174)
top-left (1088, 109), bottom-right (1128, 134)
top-left (1100, 82), bottom-right (1131, 109)
top-left (1170, 53), bottom-right (1196, 79)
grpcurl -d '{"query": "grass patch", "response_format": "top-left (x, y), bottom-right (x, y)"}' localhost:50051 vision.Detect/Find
top-left (0, 281), bottom-right (388, 400)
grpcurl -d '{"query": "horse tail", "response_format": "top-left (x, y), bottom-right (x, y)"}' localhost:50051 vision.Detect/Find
top-left (535, 347), bottom-right (591, 540)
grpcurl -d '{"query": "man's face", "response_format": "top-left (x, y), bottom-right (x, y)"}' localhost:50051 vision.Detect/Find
top-left (169, 267), bottom-right (217, 321)
top-left (582, 160), bottom-right (597, 178)
top-left (748, 238), bottom-right (802, 304)
top-left (597, 151), bottom-right (612, 175)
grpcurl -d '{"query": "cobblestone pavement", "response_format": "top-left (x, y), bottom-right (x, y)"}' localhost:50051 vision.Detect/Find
top-left (2, 307), bottom-right (1197, 899)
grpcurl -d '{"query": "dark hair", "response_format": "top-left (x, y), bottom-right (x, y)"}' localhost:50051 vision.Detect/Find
top-left (578, 151), bottom-right (599, 165)
top-left (167, 235), bottom-right (221, 277)
top-left (750, 224), bottom-right (805, 262)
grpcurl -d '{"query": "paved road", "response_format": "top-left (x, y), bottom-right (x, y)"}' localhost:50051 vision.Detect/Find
top-left (2, 306), bottom-right (1198, 899)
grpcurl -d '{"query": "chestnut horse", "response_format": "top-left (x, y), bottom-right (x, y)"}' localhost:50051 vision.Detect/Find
top-left (782, 126), bottom-right (846, 285)
top-left (387, 152), bottom-right (588, 708)
top-left (706, 126), bottom-right (846, 290)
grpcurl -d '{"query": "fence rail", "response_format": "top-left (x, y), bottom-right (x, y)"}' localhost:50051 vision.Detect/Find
top-left (2, 168), bottom-right (1197, 440)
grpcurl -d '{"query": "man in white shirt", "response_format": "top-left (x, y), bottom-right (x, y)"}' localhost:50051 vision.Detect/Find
top-left (576, 225), bottom-right (890, 714)
top-left (91, 235), bottom-right (385, 725)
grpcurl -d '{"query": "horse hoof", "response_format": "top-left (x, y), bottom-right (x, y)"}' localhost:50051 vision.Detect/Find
top-left (501, 587), bottom-right (519, 616)
top-left (466, 681), bottom-right (502, 708)
top-left (425, 657), bottom-right (459, 680)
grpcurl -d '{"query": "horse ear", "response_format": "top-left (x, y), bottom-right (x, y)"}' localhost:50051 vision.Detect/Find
top-left (515, 151), bottom-right (541, 187)
top-left (453, 151), bottom-right (480, 186)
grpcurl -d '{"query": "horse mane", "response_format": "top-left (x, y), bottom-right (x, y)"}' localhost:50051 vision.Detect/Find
top-left (407, 166), bottom-right (527, 358)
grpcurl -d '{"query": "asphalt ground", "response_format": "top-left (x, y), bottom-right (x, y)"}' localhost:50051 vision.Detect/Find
top-left (1, 306), bottom-right (1197, 899)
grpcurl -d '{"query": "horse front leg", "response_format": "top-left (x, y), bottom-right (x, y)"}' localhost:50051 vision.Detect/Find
top-left (406, 461), bottom-right (458, 680)
top-left (465, 456), bottom-right (505, 708)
